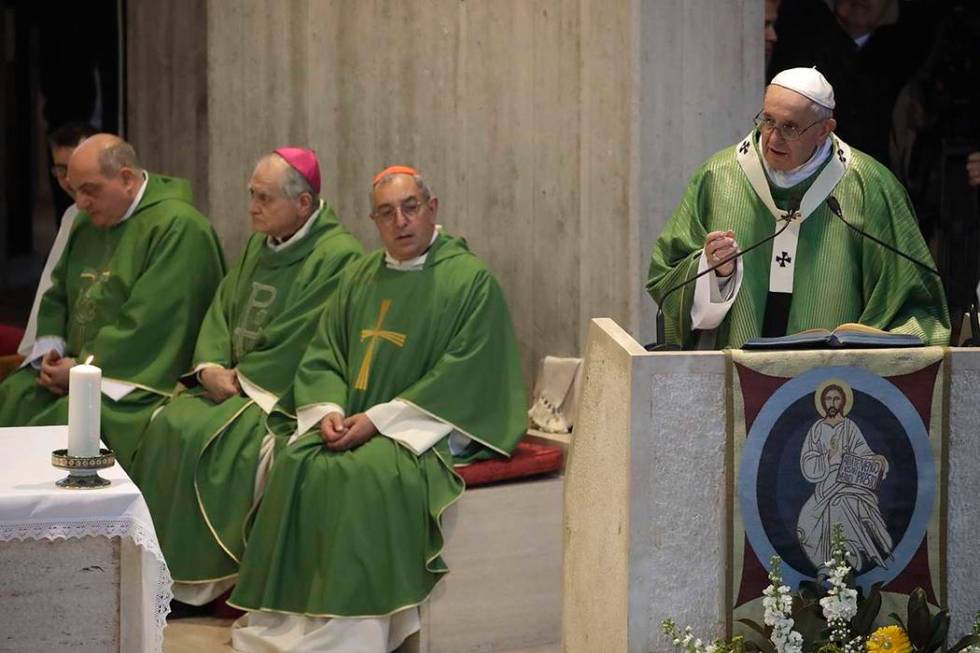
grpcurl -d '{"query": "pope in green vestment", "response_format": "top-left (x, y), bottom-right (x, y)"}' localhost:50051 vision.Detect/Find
top-left (131, 189), bottom-right (363, 596)
top-left (228, 170), bottom-right (527, 627)
top-left (0, 135), bottom-right (225, 469)
top-left (647, 70), bottom-right (949, 349)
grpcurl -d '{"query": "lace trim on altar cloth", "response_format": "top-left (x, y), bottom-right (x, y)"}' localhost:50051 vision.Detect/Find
top-left (0, 517), bottom-right (173, 653)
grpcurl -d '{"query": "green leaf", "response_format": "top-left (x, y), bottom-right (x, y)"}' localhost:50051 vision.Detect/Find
top-left (735, 619), bottom-right (775, 653)
top-left (852, 582), bottom-right (883, 636)
top-left (947, 632), bottom-right (980, 653)
top-left (737, 618), bottom-right (769, 638)
top-left (923, 610), bottom-right (949, 653)
top-left (816, 644), bottom-right (845, 653)
top-left (907, 589), bottom-right (933, 647)
top-left (889, 611), bottom-right (907, 631)
top-left (798, 580), bottom-right (825, 601)
top-left (793, 605), bottom-right (828, 645)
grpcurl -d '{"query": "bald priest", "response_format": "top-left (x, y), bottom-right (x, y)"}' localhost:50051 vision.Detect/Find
top-left (646, 67), bottom-right (949, 349)
top-left (131, 147), bottom-right (363, 608)
top-left (226, 166), bottom-right (528, 652)
top-left (0, 135), bottom-right (225, 468)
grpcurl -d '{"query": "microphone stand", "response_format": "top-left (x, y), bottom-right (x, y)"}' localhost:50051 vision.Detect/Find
top-left (650, 211), bottom-right (797, 351)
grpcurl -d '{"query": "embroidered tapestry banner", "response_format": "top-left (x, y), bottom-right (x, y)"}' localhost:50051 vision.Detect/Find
top-left (726, 348), bottom-right (948, 637)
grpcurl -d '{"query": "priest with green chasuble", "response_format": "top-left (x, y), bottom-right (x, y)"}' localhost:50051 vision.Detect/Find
top-left (0, 134), bottom-right (225, 468)
top-left (647, 68), bottom-right (949, 349)
top-left (226, 166), bottom-right (528, 652)
top-left (130, 147), bottom-right (363, 610)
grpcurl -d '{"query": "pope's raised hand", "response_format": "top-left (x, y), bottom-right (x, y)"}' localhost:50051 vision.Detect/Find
top-left (200, 366), bottom-right (241, 404)
top-left (704, 230), bottom-right (739, 278)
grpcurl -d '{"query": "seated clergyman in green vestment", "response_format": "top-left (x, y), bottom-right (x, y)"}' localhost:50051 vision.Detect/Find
top-left (131, 147), bottom-right (363, 610)
top-left (225, 166), bottom-right (528, 652)
top-left (0, 134), bottom-right (225, 468)
top-left (646, 67), bottom-right (950, 349)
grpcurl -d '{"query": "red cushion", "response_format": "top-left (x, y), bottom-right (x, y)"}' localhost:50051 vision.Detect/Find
top-left (0, 324), bottom-right (24, 356)
top-left (455, 441), bottom-right (563, 488)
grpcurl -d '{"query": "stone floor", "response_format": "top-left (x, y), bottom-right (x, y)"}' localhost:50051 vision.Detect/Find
top-left (164, 617), bottom-right (233, 652)
top-left (162, 617), bottom-right (560, 653)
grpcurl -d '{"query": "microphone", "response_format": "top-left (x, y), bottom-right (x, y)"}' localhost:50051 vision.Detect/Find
top-left (826, 196), bottom-right (940, 278)
top-left (649, 201), bottom-right (800, 351)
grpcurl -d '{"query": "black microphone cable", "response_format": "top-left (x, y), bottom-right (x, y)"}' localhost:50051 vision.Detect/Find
top-left (826, 196), bottom-right (940, 277)
top-left (650, 204), bottom-right (799, 351)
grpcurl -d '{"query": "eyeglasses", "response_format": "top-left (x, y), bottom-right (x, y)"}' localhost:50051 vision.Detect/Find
top-left (371, 196), bottom-right (426, 224)
top-left (754, 111), bottom-right (824, 141)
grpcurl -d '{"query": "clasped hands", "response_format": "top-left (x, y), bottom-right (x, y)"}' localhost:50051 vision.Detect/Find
top-left (199, 366), bottom-right (242, 403)
top-left (37, 350), bottom-right (75, 395)
top-left (705, 230), bottom-right (740, 278)
top-left (319, 412), bottom-right (377, 451)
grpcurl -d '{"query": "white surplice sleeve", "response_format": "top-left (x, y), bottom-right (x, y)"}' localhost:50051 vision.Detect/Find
top-left (690, 250), bottom-right (744, 330)
top-left (366, 399), bottom-right (471, 456)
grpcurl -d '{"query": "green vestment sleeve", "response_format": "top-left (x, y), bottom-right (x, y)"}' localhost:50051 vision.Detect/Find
top-left (850, 163), bottom-right (950, 344)
top-left (397, 270), bottom-right (528, 456)
top-left (282, 275), bottom-right (355, 421)
top-left (190, 257), bottom-right (240, 373)
top-left (646, 163), bottom-right (712, 347)
top-left (81, 214), bottom-right (225, 392)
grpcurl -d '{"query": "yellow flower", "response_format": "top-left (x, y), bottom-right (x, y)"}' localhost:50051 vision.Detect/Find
top-left (867, 625), bottom-right (913, 653)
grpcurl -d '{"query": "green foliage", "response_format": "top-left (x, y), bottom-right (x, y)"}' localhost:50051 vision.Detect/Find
top-left (662, 619), bottom-right (754, 653)
top-left (909, 589), bottom-right (942, 652)
top-left (889, 588), bottom-right (948, 653)
top-left (948, 634), bottom-right (980, 653)
top-left (736, 618), bottom-right (776, 653)
top-left (814, 644), bottom-right (845, 653)
top-left (792, 596), bottom-right (829, 644)
top-left (665, 529), bottom-right (979, 653)
top-left (943, 610), bottom-right (980, 653)
top-left (851, 583), bottom-right (883, 636)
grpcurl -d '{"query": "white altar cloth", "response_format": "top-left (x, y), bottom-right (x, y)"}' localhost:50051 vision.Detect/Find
top-left (0, 425), bottom-right (172, 652)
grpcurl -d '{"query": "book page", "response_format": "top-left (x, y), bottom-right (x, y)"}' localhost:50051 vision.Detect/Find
top-left (833, 322), bottom-right (889, 336)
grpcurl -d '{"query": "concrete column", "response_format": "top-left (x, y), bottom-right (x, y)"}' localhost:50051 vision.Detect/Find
top-left (127, 0), bottom-right (764, 376)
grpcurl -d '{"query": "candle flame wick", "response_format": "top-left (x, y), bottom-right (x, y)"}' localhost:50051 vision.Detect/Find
top-left (85, 355), bottom-right (95, 366)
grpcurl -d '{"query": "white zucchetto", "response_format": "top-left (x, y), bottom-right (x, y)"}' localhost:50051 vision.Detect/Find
top-left (770, 67), bottom-right (836, 110)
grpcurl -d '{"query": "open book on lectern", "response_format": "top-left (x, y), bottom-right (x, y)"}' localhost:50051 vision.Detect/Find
top-left (742, 322), bottom-right (924, 349)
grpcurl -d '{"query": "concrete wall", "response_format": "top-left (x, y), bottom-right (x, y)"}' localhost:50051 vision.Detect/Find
top-left (127, 0), bottom-right (764, 376)
top-left (126, 0), bottom-right (210, 212)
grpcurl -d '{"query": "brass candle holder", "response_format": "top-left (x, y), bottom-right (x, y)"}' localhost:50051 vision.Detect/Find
top-left (51, 448), bottom-right (115, 489)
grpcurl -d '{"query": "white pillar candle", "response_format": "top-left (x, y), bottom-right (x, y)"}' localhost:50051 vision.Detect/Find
top-left (67, 358), bottom-right (101, 458)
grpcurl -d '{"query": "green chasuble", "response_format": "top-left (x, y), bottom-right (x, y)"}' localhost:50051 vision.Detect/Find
top-left (130, 202), bottom-right (363, 586)
top-left (0, 174), bottom-right (225, 468)
top-left (646, 133), bottom-right (950, 349)
top-left (229, 233), bottom-right (528, 617)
